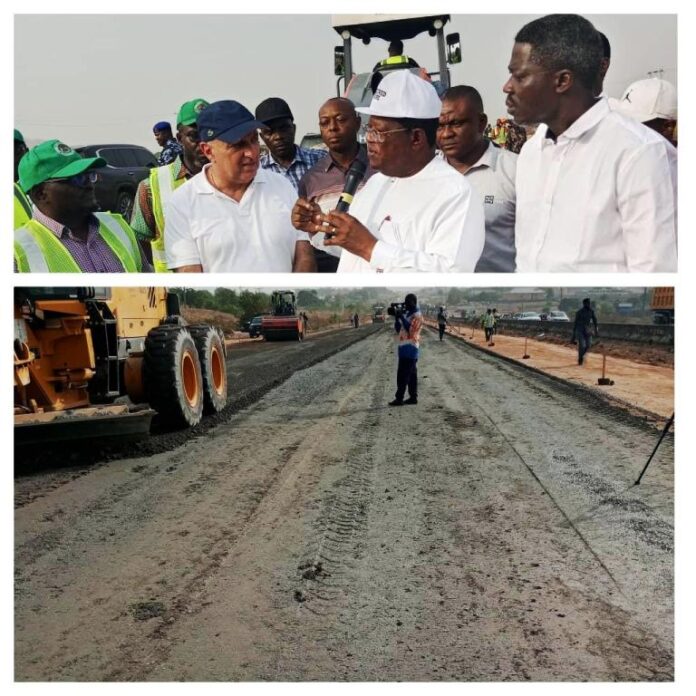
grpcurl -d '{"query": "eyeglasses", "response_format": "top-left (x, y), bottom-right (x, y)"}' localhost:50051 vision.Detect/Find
top-left (46, 171), bottom-right (99, 187)
top-left (362, 126), bottom-right (409, 143)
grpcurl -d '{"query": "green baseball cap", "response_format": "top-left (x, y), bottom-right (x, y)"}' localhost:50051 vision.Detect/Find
top-left (14, 129), bottom-right (25, 143)
top-left (18, 139), bottom-right (106, 192)
top-left (177, 98), bottom-right (209, 127)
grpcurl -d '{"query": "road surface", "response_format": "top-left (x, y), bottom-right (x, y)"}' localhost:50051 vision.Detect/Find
top-left (15, 326), bottom-right (673, 681)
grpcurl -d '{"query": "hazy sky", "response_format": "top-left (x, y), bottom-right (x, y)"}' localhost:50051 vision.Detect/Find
top-left (14, 13), bottom-right (677, 151)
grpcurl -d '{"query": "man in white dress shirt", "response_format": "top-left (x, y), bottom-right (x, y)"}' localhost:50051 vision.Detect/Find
top-left (292, 70), bottom-right (485, 272)
top-left (504, 14), bottom-right (677, 272)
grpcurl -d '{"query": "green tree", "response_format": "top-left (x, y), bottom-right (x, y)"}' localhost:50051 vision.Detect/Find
top-left (297, 290), bottom-right (324, 308)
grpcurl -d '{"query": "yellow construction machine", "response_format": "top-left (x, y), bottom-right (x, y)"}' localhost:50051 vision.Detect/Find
top-left (14, 287), bottom-right (228, 446)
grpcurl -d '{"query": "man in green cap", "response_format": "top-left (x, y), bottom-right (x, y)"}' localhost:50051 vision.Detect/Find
top-left (14, 129), bottom-right (32, 229)
top-left (130, 98), bottom-right (209, 272)
top-left (14, 139), bottom-right (150, 272)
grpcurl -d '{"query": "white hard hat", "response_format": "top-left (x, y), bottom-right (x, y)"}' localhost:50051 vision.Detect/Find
top-left (615, 77), bottom-right (677, 123)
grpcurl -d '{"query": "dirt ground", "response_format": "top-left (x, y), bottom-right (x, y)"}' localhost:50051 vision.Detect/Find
top-left (437, 323), bottom-right (673, 422)
top-left (15, 327), bottom-right (673, 681)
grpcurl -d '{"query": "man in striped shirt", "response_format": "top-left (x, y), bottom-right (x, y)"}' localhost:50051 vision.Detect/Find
top-left (255, 97), bottom-right (326, 190)
top-left (390, 293), bottom-right (423, 406)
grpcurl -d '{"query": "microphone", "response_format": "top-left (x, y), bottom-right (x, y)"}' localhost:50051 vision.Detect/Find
top-left (335, 159), bottom-right (367, 213)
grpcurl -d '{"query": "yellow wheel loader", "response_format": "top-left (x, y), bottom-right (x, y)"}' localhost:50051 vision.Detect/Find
top-left (14, 287), bottom-right (227, 446)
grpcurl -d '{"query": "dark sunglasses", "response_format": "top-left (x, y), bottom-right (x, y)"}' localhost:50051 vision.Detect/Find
top-left (46, 170), bottom-right (99, 187)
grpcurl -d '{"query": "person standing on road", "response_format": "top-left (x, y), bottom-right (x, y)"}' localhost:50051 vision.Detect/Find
top-left (572, 298), bottom-right (599, 365)
top-left (255, 97), bottom-right (327, 191)
top-left (483, 308), bottom-right (496, 345)
top-left (163, 100), bottom-right (316, 273)
top-left (504, 14), bottom-right (677, 272)
top-left (438, 85), bottom-right (517, 272)
top-left (437, 306), bottom-right (448, 341)
top-left (131, 99), bottom-right (209, 271)
top-left (353, 312), bottom-right (360, 328)
top-left (390, 293), bottom-right (422, 406)
top-left (153, 121), bottom-right (184, 166)
top-left (305, 71), bottom-right (485, 272)
top-left (14, 140), bottom-right (149, 272)
top-left (294, 97), bottom-right (376, 272)
top-left (14, 129), bottom-right (32, 229)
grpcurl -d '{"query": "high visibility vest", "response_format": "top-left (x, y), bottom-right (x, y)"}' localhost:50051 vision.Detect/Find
top-left (14, 212), bottom-right (142, 273)
top-left (380, 55), bottom-right (410, 66)
top-left (149, 161), bottom-right (187, 273)
top-left (14, 183), bottom-right (32, 229)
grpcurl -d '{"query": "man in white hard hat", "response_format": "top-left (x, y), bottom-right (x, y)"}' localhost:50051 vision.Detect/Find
top-left (293, 70), bottom-right (485, 272)
top-left (616, 77), bottom-right (677, 147)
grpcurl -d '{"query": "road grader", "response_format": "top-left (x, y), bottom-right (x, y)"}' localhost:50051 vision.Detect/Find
top-left (14, 287), bottom-right (228, 446)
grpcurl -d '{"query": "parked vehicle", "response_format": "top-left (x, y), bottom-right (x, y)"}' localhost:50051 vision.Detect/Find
top-left (248, 316), bottom-right (264, 338)
top-left (517, 312), bottom-right (542, 321)
top-left (299, 133), bottom-right (328, 152)
top-left (548, 311), bottom-right (570, 322)
top-left (76, 144), bottom-right (157, 219)
top-left (650, 287), bottom-right (674, 325)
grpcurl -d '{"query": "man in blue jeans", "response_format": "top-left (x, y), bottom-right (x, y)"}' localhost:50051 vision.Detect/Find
top-left (389, 293), bottom-right (423, 406)
top-left (572, 297), bottom-right (599, 365)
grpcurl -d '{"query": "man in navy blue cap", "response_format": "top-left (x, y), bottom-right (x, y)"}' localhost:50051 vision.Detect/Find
top-left (153, 121), bottom-right (183, 165)
top-left (164, 100), bottom-right (316, 272)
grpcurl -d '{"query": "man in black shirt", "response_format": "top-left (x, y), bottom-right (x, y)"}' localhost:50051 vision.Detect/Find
top-left (572, 298), bottom-right (599, 365)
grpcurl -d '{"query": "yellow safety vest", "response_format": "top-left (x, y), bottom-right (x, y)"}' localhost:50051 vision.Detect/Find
top-left (14, 212), bottom-right (142, 273)
top-left (380, 55), bottom-right (410, 66)
top-left (149, 161), bottom-right (187, 273)
top-left (14, 183), bottom-right (32, 229)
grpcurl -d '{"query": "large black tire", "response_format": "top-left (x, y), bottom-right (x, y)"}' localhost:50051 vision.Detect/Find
top-left (189, 325), bottom-right (228, 414)
top-left (115, 190), bottom-right (134, 220)
top-left (144, 326), bottom-right (204, 427)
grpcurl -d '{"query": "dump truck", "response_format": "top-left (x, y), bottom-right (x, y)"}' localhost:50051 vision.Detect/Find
top-left (332, 14), bottom-right (462, 108)
top-left (14, 287), bottom-right (228, 446)
top-left (260, 291), bottom-right (305, 341)
top-left (650, 287), bottom-right (674, 325)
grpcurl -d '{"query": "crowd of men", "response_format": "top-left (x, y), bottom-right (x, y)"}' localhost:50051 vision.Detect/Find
top-left (14, 13), bottom-right (677, 274)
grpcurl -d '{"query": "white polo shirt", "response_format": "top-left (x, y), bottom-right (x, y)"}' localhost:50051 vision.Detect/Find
top-left (164, 165), bottom-right (310, 272)
top-left (515, 97), bottom-right (677, 272)
top-left (460, 141), bottom-right (517, 273)
top-left (337, 156), bottom-right (485, 273)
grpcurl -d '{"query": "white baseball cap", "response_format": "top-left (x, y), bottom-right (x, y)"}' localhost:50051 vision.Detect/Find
top-left (356, 70), bottom-right (442, 119)
top-left (616, 78), bottom-right (677, 123)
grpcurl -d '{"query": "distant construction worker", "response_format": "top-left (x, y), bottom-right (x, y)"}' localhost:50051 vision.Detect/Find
top-left (131, 99), bottom-right (209, 271)
top-left (14, 140), bottom-right (149, 272)
top-left (294, 97), bottom-right (376, 272)
top-left (374, 40), bottom-right (420, 70)
top-left (14, 129), bottom-right (32, 229)
top-left (437, 306), bottom-right (448, 341)
top-left (483, 308), bottom-right (496, 345)
top-left (255, 97), bottom-right (327, 191)
top-left (572, 298), bottom-right (599, 365)
top-left (153, 121), bottom-right (183, 165)
top-left (390, 293), bottom-right (422, 406)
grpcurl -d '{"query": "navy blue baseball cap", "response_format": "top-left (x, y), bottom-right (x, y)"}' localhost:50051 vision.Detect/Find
top-left (197, 100), bottom-right (264, 144)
